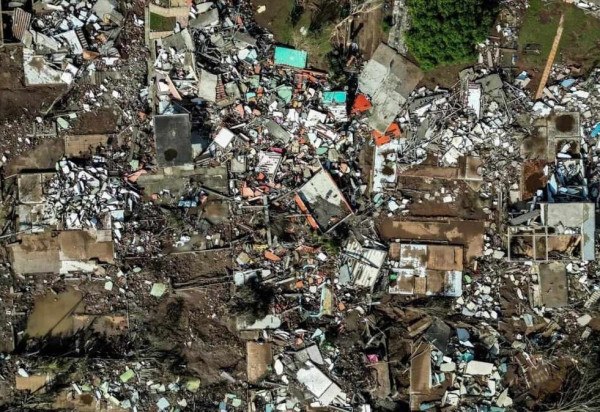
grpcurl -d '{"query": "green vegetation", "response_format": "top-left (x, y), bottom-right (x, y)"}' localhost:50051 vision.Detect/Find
top-left (381, 15), bottom-right (393, 34)
top-left (405, 0), bottom-right (499, 70)
top-left (254, 0), bottom-right (340, 69)
top-left (149, 13), bottom-right (176, 32)
top-left (519, 0), bottom-right (600, 71)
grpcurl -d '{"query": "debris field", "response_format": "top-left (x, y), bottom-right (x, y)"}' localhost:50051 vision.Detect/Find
top-left (1, 0), bottom-right (600, 411)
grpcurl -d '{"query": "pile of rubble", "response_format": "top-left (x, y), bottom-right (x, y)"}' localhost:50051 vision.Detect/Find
top-left (42, 157), bottom-right (137, 230)
top-left (3, 0), bottom-right (600, 411)
top-left (12, 0), bottom-right (125, 86)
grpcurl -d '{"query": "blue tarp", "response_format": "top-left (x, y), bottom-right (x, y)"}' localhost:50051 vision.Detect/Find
top-left (322, 91), bottom-right (347, 105)
top-left (591, 122), bottom-right (600, 138)
top-left (273, 46), bottom-right (307, 69)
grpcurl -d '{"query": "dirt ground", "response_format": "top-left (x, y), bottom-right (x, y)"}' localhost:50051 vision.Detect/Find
top-left (148, 282), bottom-right (244, 385)
top-left (521, 160), bottom-right (547, 200)
top-left (399, 175), bottom-right (488, 221)
top-left (149, 250), bottom-right (232, 283)
top-left (348, 6), bottom-right (385, 60)
top-left (251, 0), bottom-right (386, 69)
top-left (69, 108), bottom-right (120, 135)
top-left (142, 250), bottom-right (243, 385)
top-left (0, 46), bottom-right (66, 119)
top-left (418, 62), bottom-right (472, 89)
top-left (25, 289), bottom-right (84, 337)
top-left (6, 138), bottom-right (65, 175)
top-left (516, 0), bottom-right (600, 92)
top-left (251, 0), bottom-right (294, 37)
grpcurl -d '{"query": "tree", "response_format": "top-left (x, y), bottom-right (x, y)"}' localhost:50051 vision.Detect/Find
top-left (405, 0), bottom-right (499, 70)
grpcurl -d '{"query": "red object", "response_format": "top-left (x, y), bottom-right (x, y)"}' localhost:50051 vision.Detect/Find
top-left (295, 195), bottom-right (319, 229)
top-left (372, 122), bottom-right (402, 146)
top-left (352, 93), bottom-right (372, 114)
top-left (264, 250), bottom-right (281, 262)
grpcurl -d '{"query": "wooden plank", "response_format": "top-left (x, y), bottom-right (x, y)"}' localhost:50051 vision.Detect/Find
top-left (534, 14), bottom-right (564, 100)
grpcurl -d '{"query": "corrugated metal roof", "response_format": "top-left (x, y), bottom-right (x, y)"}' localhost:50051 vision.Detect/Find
top-left (12, 8), bottom-right (32, 41)
top-left (345, 239), bottom-right (387, 289)
top-left (274, 46), bottom-right (307, 69)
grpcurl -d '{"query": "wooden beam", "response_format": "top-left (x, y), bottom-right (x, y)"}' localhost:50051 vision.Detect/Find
top-left (534, 14), bottom-right (564, 100)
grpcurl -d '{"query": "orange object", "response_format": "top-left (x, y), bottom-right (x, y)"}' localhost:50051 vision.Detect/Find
top-left (372, 132), bottom-right (391, 147)
top-left (83, 50), bottom-right (100, 60)
top-left (338, 302), bottom-right (346, 311)
top-left (264, 250), bottom-right (281, 262)
top-left (127, 169), bottom-right (147, 183)
top-left (294, 195), bottom-right (319, 230)
top-left (372, 122), bottom-right (402, 146)
top-left (295, 280), bottom-right (304, 289)
top-left (234, 104), bottom-right (245, 118)
top-left (385, 122), bottom-right (402, 138)
top-left (352, 93), bottom-right (372, 114)
top-left (241, 183), bottom-right (261, 198)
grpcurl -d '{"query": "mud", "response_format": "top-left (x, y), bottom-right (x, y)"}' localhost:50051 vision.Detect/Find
top-left (0, 46), bottom-right (66, 118)
top-left (555, 114), bottom-right (575, 132)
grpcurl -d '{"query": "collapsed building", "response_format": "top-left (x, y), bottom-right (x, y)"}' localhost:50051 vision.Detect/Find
top-left (1, 0), bottom-right (600, 411)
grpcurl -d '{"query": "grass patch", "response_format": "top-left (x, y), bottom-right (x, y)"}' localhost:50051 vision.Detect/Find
top-left (290, 23), bottom-right (333, 70)
top-left (253, 0), bottom-right (337, 70)
top-left (419, 61), bottom-right (474, 89)
top-left (381, 15), bottom-right (393, 34)
top-left (149, 13), bottom-right (176, 32)
top-left (518, 0), bottom-right (600, 71)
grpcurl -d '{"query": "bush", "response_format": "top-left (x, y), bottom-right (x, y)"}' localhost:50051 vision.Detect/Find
top-left (405, 0), bottom-right (499, 70)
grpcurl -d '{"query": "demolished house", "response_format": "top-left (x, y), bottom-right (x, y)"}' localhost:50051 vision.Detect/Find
top-left (342, 238), bottom-right (387, 289)
top-left (388, 243), bottom-right (463, 297)
top-left (3, 0), bottom-right (600, 411)
top-left (12, 0), bottom-right (125, 86)
top-left (508, 202), bottom-right (595, 261)
top-left (358, 43), bottom-right (423, 132)
top-left (296, 169), bottom-right (353, 232)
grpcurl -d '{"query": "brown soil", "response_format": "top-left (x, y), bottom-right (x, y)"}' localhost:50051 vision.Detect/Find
top-left (69, 108), bottom-right (120, 135)
top-left (6, 138), bottom-right (65, 175)
top-left (250, 0), bottom-right (293, 37)
top-left (397, 176), bottom-right (489, 221)
top-left (418, 62), bottom-right (472, 89)
top-left (25, 289), bottom-right (84, 338)
top-left (555, 114), bottom-right (575, 133)
top-left (522, 160), bottom-right (548, 200)
top-left (521, 128), bottom-right (548, 160)
top-left (149, 250), bottom-right (232, 284)
top-left (352, 6), bottom-right (385, 59)
top-left (148, 283), bottom-right (244, 385)
top-left (375, 218), bottom-right (486, 262)
top-left (0, 46), bottom-right (66, 119)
